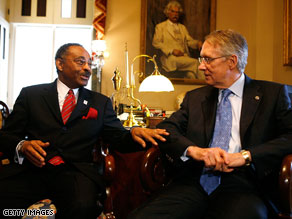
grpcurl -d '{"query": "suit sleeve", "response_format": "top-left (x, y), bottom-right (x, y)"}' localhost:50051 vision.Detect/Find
top-left (249, 85), bottom-right (292, 180)
top-left (180, 25), bottom-right (200, 50)
top-left (0, 88), bottom-right (29, 158)
top-left (101, 98), bottom-right (143, 153)
top-left (157, 92), bottom-right (196, 162)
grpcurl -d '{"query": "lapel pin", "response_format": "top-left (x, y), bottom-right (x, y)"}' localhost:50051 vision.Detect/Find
top-left (255, 96), bottom-right (260, 100)
top-left (83, 100), bottom-right (88, 105)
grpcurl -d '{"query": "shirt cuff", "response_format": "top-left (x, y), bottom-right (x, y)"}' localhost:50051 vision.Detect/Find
top-left (180, 146), bottom-right (190, 162)
top-left (14, 140), bottom-right (25, 164)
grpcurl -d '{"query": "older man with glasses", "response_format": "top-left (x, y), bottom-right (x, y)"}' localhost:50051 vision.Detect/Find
top-left (128, 29), bottom-right (292, 219)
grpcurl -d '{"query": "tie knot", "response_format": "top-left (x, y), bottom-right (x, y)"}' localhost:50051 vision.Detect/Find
top-left (68, 89), bottom-right (74, 95)
top-left (222, 89), bottom-right (232, 99)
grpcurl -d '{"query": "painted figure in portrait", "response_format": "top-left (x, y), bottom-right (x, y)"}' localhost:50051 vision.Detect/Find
top-left (152, 1), bottom-right (203, 79)
top-left (142, 0), bottom-right (215, 84)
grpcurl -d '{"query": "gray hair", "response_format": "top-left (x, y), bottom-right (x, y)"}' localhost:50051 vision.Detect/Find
top-left (205, 29), bottom-right (248, 73)
top-left (164, 1), bottom-right (183, 17)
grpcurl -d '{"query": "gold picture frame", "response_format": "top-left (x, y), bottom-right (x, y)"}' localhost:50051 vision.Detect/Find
top-left (284, 0), bottom-right (292, 66)
top-left (140, 0), bottom-right (216, 85)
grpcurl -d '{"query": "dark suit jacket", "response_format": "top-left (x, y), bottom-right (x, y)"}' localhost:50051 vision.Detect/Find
top-left (0, 80), bottom-right (139, 189)
top-left (157, 75), bottom-right (292, 204)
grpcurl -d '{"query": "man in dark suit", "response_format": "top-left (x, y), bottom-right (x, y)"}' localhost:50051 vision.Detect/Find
top-left (128, 29), bottom-right (292, 219)
top-left (0, 43), bottom-right (168, 218)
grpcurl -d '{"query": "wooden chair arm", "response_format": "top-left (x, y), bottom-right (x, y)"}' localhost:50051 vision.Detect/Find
top-left (93, 141), bottom-right (116, 183)
top-left (97, 142), bottom-right (116, 219)
top-left (279, 154), bottom-right (292, 217)
top-left (104, 154), bottom-right (116, 182)
top-left (140, 147), bottom-right (169, 192)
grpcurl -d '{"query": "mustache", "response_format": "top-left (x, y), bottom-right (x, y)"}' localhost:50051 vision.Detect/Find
top-left (81, 70), bottom-right (91, 77)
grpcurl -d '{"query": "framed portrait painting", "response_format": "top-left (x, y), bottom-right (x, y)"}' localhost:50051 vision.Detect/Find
top-left (140, 0), bottom-right (216, 85)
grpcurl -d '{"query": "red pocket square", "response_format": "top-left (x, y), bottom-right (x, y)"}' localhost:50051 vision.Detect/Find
top-left (82, 107), bottom-right (98, 120)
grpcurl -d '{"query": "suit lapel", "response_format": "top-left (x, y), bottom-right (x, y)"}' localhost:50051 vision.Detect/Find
top-left (202, 87), bottom-right (218, 144)
top-left (178, 24), bottom-right (186, 39)
top-left (166, 21), bottom-right (178, 40)
top-left (41, 80), bottom-right (63, 123)
top-left (201, 77), bottom-right (262, 147)
top-left (67, 87), bottom-right (91, 123)
top-left (240, 76), bottom-right (262, 143)
top-left (41, 81), bottom-right (92, 125)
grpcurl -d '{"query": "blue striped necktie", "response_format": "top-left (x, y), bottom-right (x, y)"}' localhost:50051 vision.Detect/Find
top-left (200, 89), bottom-right (233, 194)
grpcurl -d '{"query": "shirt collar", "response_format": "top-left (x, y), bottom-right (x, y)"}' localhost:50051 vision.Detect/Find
top-left (167, 19), bottom-right (178, 26)
top-left (57, 79), bottom-right (79, 98)
top-left (226, 73), bottom-right (245, 98)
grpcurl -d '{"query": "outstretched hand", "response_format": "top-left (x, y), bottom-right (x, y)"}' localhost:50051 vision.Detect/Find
top-left (131, 127), bottom-right (169, 148)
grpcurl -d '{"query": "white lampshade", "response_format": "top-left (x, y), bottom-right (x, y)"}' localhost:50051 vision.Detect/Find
top-left (139, 74), bottom-right (174, 92)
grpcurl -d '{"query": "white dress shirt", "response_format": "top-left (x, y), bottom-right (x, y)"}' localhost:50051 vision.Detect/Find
top-left (57, 79), bottom-right (79, 111)
top-left (167, 19), bottom-right (185, 53)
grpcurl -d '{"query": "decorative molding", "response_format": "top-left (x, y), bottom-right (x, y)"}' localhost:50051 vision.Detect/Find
top-left (284, 0), bottom-right (292, 66)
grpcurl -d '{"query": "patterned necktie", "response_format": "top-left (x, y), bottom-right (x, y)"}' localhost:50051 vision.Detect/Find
top-left (200, 89), bottom-right (233, 194)
top-left (61, 89), bottom-right (76, 124)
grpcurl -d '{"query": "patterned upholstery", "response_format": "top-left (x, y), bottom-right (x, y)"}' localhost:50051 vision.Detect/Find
top-left (22, 199), bottom-right (56, 219)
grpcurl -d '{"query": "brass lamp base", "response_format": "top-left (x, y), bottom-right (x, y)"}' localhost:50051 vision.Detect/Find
top-left (123, 106), bottom-right (139, 127)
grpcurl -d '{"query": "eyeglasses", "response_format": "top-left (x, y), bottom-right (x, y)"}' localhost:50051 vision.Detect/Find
top-left (62, 58), bottom-right (96, 69)
top-left (198, 56), bottom-right (229, 64)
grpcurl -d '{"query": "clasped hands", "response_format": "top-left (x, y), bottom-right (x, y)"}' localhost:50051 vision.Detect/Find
top-left (20, 128), bottom-right (169, 168)
top-left (187, 146), bottom-right (248, 172)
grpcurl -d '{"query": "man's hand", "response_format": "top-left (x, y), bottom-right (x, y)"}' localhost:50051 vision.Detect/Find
top-left (131, 127), bottom-right (169, 148)
top-left (187, 146), bottom-right (230, 172)
top-left (172, 49), bottom-right (184, 57)
top-left (187, 146), bottom-right (250, 172)
top-left (21, 140), bottom-right (49, 168)
top-left (225, 152), bottom-right (248, 170)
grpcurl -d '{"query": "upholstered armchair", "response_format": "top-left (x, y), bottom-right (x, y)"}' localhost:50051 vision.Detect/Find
top-left (104, 145), bottom-right (292, 219)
